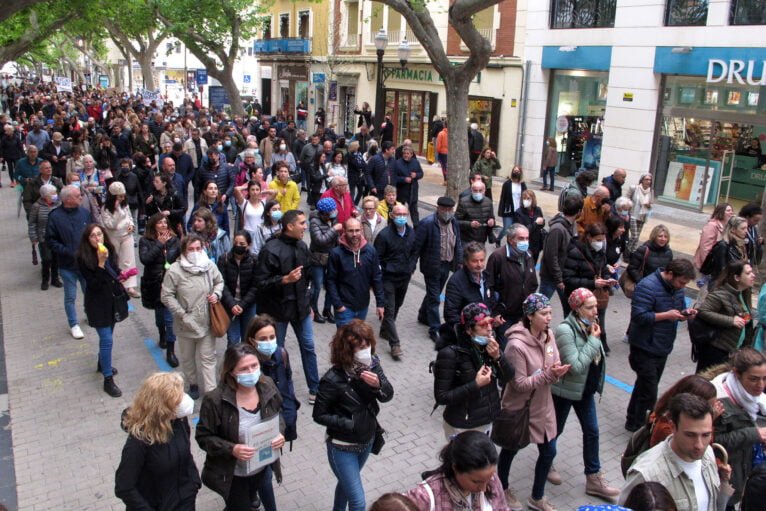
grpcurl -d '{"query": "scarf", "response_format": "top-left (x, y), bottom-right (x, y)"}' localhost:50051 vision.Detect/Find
top-left (632, 183), bottom-right (653, 218)
top-left (178, 253), bottom-right (211, 275)
top-left (722, 371), bottom-right (766, 421)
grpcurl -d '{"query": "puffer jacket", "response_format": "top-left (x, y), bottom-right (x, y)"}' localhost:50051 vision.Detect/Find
top-left (374, 224), bottom-right (416, 281)
top-left (486, 244), bottom-right (538, 322)
top-left (628, 269), bottom-right (687, 355)
top-left (309, 212), bottom-right (339, 261)
top-left (433, 330), bottom-right (513, 429)
top-left (455, 194), bottom-right (495, 243)
top-left (28, 198), bottom-right (59, 243)
top-left (627, 241), bottom-right (673, 283)
top-left (161, 258), bottom-right (224, 338)
top-left (22, 175), bottom-right (63, 211)
top-left (254, 234), bottom-right (313, 322)
top-left (326, 237), bottom-right (384, 311)
top-left (443, 268), bottom-right (497, 328)
top-left (217, 251), bottom-right (258, 313)
top-left (139, 235), bottom-right (181, 309)
top-left (552, 313), bottom-right (605, 401)
top-left (502, 323), bottom-right (561, 444)
top-left (540, 213), bottom-right (576, 285)
top-left (696, 283), bottom-right (754, 353)
top-left (312, 361), bottom-right (394, 444)
top-left (196, 378), bottom-right (284, 500)
top-left (562, 238), bottom-right (608, 297)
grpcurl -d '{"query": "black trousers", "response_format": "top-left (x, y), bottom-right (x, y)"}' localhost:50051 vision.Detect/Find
top-left (625, 345), bottom-right (668, 429)
top-left (380, 277), bottom-right (409, 345)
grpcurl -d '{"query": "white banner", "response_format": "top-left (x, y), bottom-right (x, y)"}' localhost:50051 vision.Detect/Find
top-left (54, 76), bottom-right (72, 92)
top-left (139, 89), bottom-right (163, 108)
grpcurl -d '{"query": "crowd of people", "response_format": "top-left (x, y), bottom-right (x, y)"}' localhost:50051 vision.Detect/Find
top-left (3, 79), bottom-right (766, 511)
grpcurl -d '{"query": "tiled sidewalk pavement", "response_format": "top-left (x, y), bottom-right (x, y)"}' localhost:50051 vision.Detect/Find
top-left (0, 179), bottom-right (701, 511)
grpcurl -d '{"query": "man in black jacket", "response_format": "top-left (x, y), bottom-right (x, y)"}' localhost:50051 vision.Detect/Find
top-left (540, 195), bottom-right (582, 314)
top-left (601, 168), bottom-right (626, 206)
top-left (326, 218), bottom-right (384, 328)
top-left (455, 180), bottom-right (495, 244)
top-left (374, 204), bottom-right (416, 359)
top-left (254, 209), bottom-right (320, 402)
top-left (443, 242), bottom-right (496, 330)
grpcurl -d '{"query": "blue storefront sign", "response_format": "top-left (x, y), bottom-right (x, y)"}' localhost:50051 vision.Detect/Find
top-left (312, 73), bottom-right (325, 84)
top-left (654, 47), bottom-right (766, 84)
top-left (196, 69), bottom-right (208, 85)
top-left (541, 46), bottom-right (612, 71)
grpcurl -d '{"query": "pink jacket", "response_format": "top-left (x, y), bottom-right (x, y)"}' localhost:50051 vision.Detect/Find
top-left (501, 323), bottom-right (561, 444)
top-left (694, 219), bottom-right (724, 270)
top-left (406, 473), bottom-right (509, 511)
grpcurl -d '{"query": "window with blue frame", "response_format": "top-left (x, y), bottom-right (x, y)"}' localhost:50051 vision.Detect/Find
top-left (730, 0), bottom-right (766, 25)
top-left (665, 0), bottom-right (708, 26)
top-left (550, 0), bottom-right (616, 29)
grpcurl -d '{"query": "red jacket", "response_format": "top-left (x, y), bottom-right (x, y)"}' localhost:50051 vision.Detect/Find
top-left (320, 189), bottom-right (356, 224)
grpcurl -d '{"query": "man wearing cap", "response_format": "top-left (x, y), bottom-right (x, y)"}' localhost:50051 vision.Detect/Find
top-left (41, 131), bottom-right (71, 180)
top-left (412, 196), bottom-right (463, 343)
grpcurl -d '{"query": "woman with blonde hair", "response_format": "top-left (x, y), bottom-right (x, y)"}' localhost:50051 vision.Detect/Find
top-left (626, 224), bottom-right (673, 285)
top-left (115, 372), bottom-right (200, 509)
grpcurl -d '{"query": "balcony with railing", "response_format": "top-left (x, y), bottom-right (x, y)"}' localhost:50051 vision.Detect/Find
top-left (550, 0), bottom-right (617, 29)
top-left (730, 0), bottom-right (766, 25)
top-left (459, 27), bottom-right (497, 51)
top-left (254, 37), bottom-right (312, 55)
top-left (367, 29), bottom-right (419, 46)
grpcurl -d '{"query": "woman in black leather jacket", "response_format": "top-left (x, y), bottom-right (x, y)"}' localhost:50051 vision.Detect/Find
top-left (312, 320), bottom-right (394, 511)
top-left (627, 224), bottom-right (674, 284)
top-left (145, 173), bottom-right (186, 237)
top-left (433, 302), bottom-right (513, 441)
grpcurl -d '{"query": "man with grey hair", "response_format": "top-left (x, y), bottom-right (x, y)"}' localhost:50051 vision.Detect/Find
top-left (486, 223), bottom-right (538, 338)
top-left (46, 185), bottom-right (94, 339)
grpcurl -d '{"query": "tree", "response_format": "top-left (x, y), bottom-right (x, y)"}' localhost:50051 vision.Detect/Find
top-left (0, 0), bottom-right (47, 25)
top-left (157, 0), bottom-right (266, 117)
top-left (372, 0), bottom-right (500, 199)
top-left (0, 7), bottom-right (76, 66)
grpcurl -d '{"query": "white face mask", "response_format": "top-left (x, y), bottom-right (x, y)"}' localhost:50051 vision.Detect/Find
top-left (175, 393), bottom-right (195, 418)
top-left (354, 347), bottom-right (372, 367)
top-left (590, 240), bottom-right (604, 252)
top-left (522, 199), bottom-right (532, 209)
top-left (187, 250), bottom-right (210, 267)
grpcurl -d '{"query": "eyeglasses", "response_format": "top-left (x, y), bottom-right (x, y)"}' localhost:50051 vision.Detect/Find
top-left (363, 207), bottom-right (376, 211)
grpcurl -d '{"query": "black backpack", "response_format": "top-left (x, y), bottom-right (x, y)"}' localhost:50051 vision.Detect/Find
top-left (699, 240), bottom-right (725, 276)
top-left (621, 420), bottom-right (655, 477)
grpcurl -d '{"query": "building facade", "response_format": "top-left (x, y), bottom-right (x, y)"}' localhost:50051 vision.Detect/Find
top-left (519, 0), bottom-right (766, 212)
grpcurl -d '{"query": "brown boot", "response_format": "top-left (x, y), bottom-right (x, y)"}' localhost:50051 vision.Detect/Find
top-left (503, 488), bottom-right (523, 511)
top-left (585, 472), bottom-right (620, 502)
top-left (547, 465), bottom-right (562, 485)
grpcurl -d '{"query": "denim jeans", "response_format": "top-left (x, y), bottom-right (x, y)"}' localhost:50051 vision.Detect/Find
top-left (227, 303), bottom-right (258, 346)
top-left (542, 166), bottom-right (556, 189)
top-left (381, 278), bottom-right (409, 345)
top-left (226, 466), bottom-right (276, 511)
top-left (497, 216), bottom-right (514, 242)
top-left (153, 306), bottom-right (176, 343)
top-left (497, 438), bottom-right (557, 500)
top-left (95, 325), bottom-right (115, 377)
top-left (626, 346), bottom-right (668, 430)
top-left (60, 268), bottom-right (86, 327)
top-left (311, 264), bottom-right (329, 313)
top-left (326, 440), bottom-right (373, 511)
top-left (553, 393), bottom-right (601, 474)
top-left (276, 314), bottom-right (320, 394)
top-left (418, 262), bottom-right (452, 336)
top-left (335, 307), bottom-right (368, 327)
top-left (539, 277), bottom-right (570, 316)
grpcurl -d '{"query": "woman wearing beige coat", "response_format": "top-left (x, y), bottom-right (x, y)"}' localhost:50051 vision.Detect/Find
top-left (161, 233), bottom-right (224, 400)
top-left (101, 181), bottom-right (139, 297)
top-left (496, 293), bottom-right (570, 511)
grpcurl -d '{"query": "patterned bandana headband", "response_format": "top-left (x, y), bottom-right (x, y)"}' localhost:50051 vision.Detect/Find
top-left (568, 287), bottom-right (595, 311)
top-left (522, 293), bottom-right (551, 316)
top-left (460, 302), bottom-right (490, 330)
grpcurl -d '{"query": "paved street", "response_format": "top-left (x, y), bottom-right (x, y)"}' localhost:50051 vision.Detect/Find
top-left (0, 166), bottom-right (704, 511)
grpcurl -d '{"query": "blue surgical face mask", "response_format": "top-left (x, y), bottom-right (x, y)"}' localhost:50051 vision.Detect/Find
top-left (580, 317), bottom-right (592, 326)
top-left (236, 369), bottom-right (261, 387)
top-left (393, 216), bottom-right (408, 227)
top-left (216, 144), bottom-right (223, 151)
top-left (271, 210), bottom-right (283, 222)
top-left (516, 241), bottom-right (530, 253)
top-left (50, 194), bottom-right (59, 202)
top-left (329, 210), bottom-right (338, 219)
top-left (256, 338), bottom-right (278, 357)
top-left (472, 335), bottom-right (489, 346)
top-left (224, 140), bottom-right (232, 147)
top-left (471, 192), bottom-right (484, 202)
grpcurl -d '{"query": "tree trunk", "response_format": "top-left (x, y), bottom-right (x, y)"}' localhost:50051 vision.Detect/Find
top-left (444, 76), bottom-right (472, 200)
top-left (137, 53), bottom-right (155, 90)
top-left (215, 67), bottom-right (245, 117)
top-left (126, 54), bottom-right (133, 93)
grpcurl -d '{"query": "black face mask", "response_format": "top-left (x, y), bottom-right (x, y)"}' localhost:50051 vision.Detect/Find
top-left (232, 245), bottom-right (248, 255)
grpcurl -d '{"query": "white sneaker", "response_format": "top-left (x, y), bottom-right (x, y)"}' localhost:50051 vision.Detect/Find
top-left (70, 325), bottom-right (84, 339)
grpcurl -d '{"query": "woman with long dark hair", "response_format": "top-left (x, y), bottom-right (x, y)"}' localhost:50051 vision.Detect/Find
top-left (218, 230), bottom-right (259, 345)
top-left (145, 173), bottom-right (185, 237)
top-left (252, 199), bottom-right (282, 256)
top-left (188, 180), bottom-right (230, 235)
top-left (189, 207), bottom-right (231, 264)
top-left (76, 223), bottom-right (124, 397)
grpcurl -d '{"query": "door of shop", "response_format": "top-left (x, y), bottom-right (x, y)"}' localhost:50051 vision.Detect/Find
top-left (655, 107), bottom-right (766, 212)
top-left (383, 89), bottom-right (437, 155)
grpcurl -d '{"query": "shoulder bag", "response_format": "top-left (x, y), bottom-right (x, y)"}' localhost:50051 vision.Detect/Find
top-left (490, 389), bottom-right (536, 451)
top-left (105, 261), bottom-right (129, 323)
top-left (619, 246), bottom-right (649, 299)
top-left (207, 270), bottom-right (230, 337)
top-left (575, 246), bottom-right (610, 309)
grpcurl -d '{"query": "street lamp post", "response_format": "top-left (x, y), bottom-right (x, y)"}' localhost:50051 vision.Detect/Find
top-left (373, 28), bottom-right (388, 138)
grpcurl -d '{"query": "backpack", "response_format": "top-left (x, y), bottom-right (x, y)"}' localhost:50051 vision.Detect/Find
top-left (620, 420), bottom-right (655, 477)
top-left (699, 240), bottom-right (725, 276)
top-left (557, 184), bottom-right (581, 212)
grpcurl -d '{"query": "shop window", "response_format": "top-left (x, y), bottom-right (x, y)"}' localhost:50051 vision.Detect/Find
top-left (730, 0), bottom-right (766, 25)
top-left (298, 11), bottom-right (310, 39)
top-left (280, 14), bottom-right (290, 38)
top-left (665, 0), bottom-right (708, 26)
top-left (262, 17), bottom-right (272, 40)
top-left (550, 0), bottom-right (617, 29)
top-left (546, 71), bottom-right (608, 176)
top-left (345, 1), bottom-right (359, 45)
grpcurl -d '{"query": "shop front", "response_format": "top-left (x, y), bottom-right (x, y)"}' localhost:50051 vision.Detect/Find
top-left (653, 47), bottom-right (766, 211)
top-left (275, 64), bottom-right (310, 123)
top-left (541, 46), bottom-right (612, 177)
top-left (383, 88), bottom-right (437, 155)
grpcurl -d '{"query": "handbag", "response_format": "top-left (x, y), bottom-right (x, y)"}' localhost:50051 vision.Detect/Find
top-left (371, 421), bottom-right (386, 455)
top-left (575, 245), bottom-right (610, 308)
top-left (490, 390), bottom-right (535, 450)
top-left (106, 262), bottom-right (129, 323)
top-left (620, 246), bottom-right (649, 299)
top-left (206, 271), bottom-right (230, 337)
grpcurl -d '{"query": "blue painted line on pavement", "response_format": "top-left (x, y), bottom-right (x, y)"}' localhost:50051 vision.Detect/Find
top-left (128, 302), bottom-right (135, 312)
top-left (143, 338), bottom-right (172, 372)
top-left (605, 374), bottom-right (634, 394)
top-left (685, 296), bottom-right (693, 308)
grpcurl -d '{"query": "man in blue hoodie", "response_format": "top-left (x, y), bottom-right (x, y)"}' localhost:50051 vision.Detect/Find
top-left (326, 218), bottom-right (385, 328)
top-left (45, 185), bottom-right (94, 339)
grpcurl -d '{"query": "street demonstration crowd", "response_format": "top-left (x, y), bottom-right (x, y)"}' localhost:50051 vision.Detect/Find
top-left (3, 78), bottom-right (766, 511)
